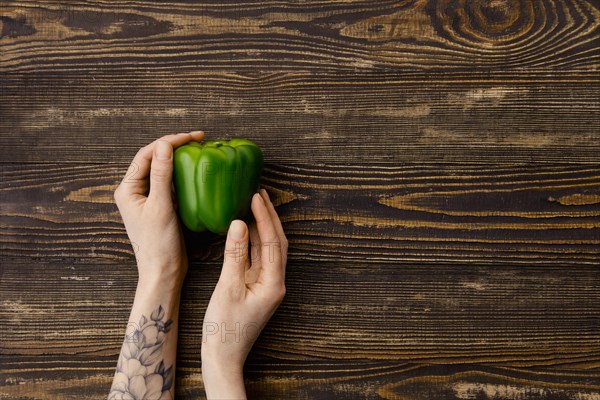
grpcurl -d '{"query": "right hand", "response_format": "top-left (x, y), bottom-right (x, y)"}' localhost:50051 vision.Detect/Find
top-left (201, 189), bottom-right (288, 398)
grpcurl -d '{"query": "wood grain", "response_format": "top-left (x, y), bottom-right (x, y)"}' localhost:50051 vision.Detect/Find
top-left (1, 362), bottom-right (599, 399)
top-left (1, 1), bottom-right (599, 164)
top-left (1, 163), bottom-right (599, 264)
top-left (1, 261), bottom-right (599, 398)
top-left (1, 0), bottom-right (598, 72)
top-left (1, 0), bottom-right (600, 398)
top-left (1, 71), bottom-right (599, 164)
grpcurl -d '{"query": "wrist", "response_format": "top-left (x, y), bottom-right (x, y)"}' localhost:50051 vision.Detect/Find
top-left (137, 270), bottom-right (185, 295)
top-left (201, 356), bottom-right (246, 399)
top-left (201, 351), bottom-right (244, 374)
top-left (137, 261), bottom-right (187, 291)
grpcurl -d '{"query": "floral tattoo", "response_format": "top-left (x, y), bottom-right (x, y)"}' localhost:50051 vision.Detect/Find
top-left (109, 306), bottom-right (174, 400)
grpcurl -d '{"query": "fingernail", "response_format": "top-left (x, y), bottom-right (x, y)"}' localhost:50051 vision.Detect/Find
top-left (260, 188), bottom-right (270, 202)
top-left (155, 140), bottom-right (172, 160)
top-left (254, 192), bottom-right (264, 205)
top-left (229, 220), bottom-right (246, 240)
top-left (189, 130), bottom-right (204, 135)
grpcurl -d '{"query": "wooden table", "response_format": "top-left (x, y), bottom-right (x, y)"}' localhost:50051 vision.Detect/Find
top-left (1, 1), bottom-right (599, 398)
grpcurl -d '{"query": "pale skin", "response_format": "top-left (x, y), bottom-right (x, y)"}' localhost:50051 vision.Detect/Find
top-left (109, 131), bottom-right (287, 400)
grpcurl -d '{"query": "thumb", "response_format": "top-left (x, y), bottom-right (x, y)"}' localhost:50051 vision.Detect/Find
top-left (220, 220), bottom-right (249, 287)
top-left (148, 140), bottom-right (174, 204)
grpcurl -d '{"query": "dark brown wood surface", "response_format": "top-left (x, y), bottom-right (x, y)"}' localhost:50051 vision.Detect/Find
top-left (1, 1), bottom-right (599, 399)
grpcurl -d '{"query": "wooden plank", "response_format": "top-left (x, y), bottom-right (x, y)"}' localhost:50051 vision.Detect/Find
top-left (1, 72), bottom-right (599, 163)
top-left (0, 361), bottom-right (599, 399)
top-left (0, 260), bottom-right (599, 398)
top-left (1, 1), bottom-right (598, 73)
top-left (1, 162), bottom-right (599, 264)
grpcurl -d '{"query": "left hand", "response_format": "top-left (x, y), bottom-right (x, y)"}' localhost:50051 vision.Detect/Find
top-left (113, 131), bottom-right (205, 288)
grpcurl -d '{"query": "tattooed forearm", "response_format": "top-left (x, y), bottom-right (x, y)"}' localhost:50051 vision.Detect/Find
top-left (109, 306), bottom-right (174, 400)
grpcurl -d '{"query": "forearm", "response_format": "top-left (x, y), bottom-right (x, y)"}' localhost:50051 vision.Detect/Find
top-left (201, 357), bottom-right (246, 400)
top-left (109, 275), bottom-right (182, 400)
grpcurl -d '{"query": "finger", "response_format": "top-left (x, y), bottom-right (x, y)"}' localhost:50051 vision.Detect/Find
top-left (245, 222), bottom-right (262, 283)
top-left (118, 143), bottom-right (153, 198)
top-left (117, 131), bottom-right (205, 197)
top-left (133, 131), bottom-right (205, 182)
top-left (251, 193), bottom-right (283, 286)
top-left (220, 220), bottom-right (249, 289)
top-left (248, 222), bottom-right (261, 268)
top-left (258, 189), bottom-right (285, 238)
top-left (148, 140), bottom-right (174, 204)
top-left (259, 188), bottom-right (288, 269)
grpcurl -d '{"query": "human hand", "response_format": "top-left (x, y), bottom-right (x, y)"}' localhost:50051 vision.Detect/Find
top-left (113, 131), bottom-right (205, 289)
top-left (201, 189), bottom-right (288, 399)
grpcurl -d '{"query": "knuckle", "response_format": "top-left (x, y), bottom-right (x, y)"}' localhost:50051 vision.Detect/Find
top-left (136, 145), bottom-right (150, 158)
top-left (266, 283), bottom-right (285, 303)
top-left (275, 284), bottom-right (286, 303)
top-left (159, 133), bottom-right (176, 142)
top-left (224, 243), bottom-right (248, 264)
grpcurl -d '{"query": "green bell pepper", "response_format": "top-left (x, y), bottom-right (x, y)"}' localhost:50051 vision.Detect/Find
top-left (173, 138), bottom-right (263, 234)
